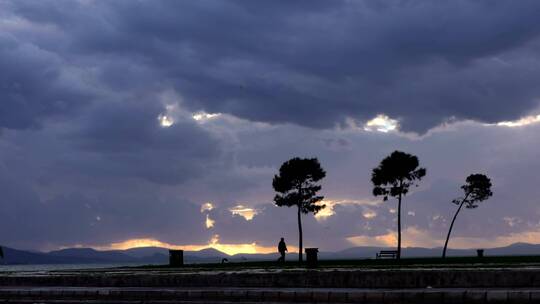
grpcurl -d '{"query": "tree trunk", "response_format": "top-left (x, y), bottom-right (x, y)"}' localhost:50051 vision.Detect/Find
top-left (297, 204), bottom-right (303, 263)
top-left (397, 192), bottom-right (402, 260)
top-left (397, 180), bottom-right (403, 260)
top-left (442, 195), bottom-right (468, 258)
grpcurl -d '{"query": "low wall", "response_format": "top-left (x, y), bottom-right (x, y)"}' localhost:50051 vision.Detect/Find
top-left (1, 268), bottom-right (540, 288)
top-left (0, 287), bottom-right (538, 304)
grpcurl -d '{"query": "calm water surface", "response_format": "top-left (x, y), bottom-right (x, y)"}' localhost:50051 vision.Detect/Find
top-left (0, 263), bottom-right (145, 272)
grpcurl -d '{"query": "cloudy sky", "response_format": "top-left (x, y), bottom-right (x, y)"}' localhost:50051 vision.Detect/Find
top-left (2, 0), bottom-right (540, 254)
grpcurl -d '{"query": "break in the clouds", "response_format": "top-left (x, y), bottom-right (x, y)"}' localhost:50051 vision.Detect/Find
top-left (1, 1), bottom-right (540, 252)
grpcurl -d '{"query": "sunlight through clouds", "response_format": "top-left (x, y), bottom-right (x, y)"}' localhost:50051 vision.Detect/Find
top-left (496, 115), bottom-right (540, 127)
top-left (192, 111), bottom-right (221, 122)
top-left (313, 202), bottom-right (335, 221)
top-left (229, 205), bottom-right (258, 221)
top-left (314, 199), bottom-right (380, 221)
top-left (364, 115), bottom-right (399, 133)
top-left (157, 114), bottom-right (174, 127)
top-left (205, 214), bottom-right (215, 229)
top-left (362, 210), bottom-right (377, 219)
top-left (200, 202), bottom-right (214, 213)
top-left (201, 202), bottom-right (216, 229)
top-left (156, 103), bottom-right (180, 128)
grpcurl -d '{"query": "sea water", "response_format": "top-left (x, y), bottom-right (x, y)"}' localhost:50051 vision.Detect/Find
top-left (0, 263), bottom-right (145, 272)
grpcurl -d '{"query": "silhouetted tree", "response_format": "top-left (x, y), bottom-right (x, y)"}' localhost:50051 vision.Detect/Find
top-left (371, 151), bottom-right (426, 259)
top-left (273, 157), bottom-right (326, 263)
top-left (442, 174), bottom-right (493, 258)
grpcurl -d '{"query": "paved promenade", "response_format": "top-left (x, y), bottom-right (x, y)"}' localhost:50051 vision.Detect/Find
top-left (3, 267), bottom-right (540, 303)
top-left (3, 266), bottom-right (540, 289)
top-left (1, 286), bottom-right (540, 303)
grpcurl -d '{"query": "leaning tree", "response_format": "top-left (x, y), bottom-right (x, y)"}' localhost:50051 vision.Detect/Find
top-left (442, 174), bottom-right (493, 258)
top-left (273, 157), bottom-right (326, 263)
top-left (371, 151), bottom-right (426, 260)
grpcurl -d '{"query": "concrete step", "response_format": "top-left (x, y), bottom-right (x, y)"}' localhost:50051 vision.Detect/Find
top-left (0, 287), bottom-right (539, 303)
top-left (4, 268), bottom-right (540, 289)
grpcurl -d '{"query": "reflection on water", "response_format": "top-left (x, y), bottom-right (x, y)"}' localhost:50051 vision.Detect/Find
top-left (0, 263), bottom-right (144, 272)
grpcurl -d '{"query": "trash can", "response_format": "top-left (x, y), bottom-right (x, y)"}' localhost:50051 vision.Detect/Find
top-left (305, 248), bottom-right (319, 268)
top-left (169, 249), bottom-right (184, 267)
top-left (476, 249), bottom-right (484, 258)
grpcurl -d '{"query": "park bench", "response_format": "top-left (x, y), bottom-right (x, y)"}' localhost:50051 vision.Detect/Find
top-left (376, 250), bottom-right (398, 259)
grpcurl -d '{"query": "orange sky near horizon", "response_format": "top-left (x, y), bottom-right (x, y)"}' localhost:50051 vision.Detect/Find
top-left (68, 227), bottom-right (540, 255)
top-left (88, 235), bottom-right (299, 256)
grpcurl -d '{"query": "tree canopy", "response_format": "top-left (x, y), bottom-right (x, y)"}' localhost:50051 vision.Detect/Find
top-left (273, 157), bottom-right (326, 214)
top-left (371, 150), bottom-right (426, 200)
top-left (454, 173), bottom-right (493, 209)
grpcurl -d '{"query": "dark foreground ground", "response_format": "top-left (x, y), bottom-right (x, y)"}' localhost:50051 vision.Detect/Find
top-left (4, 256), bottom-right (540, 303)
top-left (0, 286), bottom-right (538, 303)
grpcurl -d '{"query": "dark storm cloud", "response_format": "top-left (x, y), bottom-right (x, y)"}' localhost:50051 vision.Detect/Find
top-left (68, 100), bottom-right (222, 185)
top-left (6, 0), bottom-right (540, 132)
top-left (3, 1), bottom-right (540, 252)
top-left (0, 33), bottom-right (92, 130)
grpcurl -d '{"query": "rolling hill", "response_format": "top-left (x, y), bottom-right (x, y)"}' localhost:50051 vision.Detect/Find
top-left (1, 242), bottom-right (540, 265)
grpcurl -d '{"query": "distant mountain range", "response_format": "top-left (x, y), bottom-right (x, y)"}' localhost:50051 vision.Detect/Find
top-left (1, 242), bottom-right (540, 265)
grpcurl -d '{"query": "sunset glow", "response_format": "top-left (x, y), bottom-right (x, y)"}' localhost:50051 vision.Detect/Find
top-left (346, 226), bottom-right (540, 250)
top-left (93, 236), bottom-right (287, 256)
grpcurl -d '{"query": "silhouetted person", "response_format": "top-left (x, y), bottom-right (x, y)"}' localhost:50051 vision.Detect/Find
top-left (277, 237), bottom-right (287, 262)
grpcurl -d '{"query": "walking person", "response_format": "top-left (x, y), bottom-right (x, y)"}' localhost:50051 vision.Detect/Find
top-left (277, 237), bottom-right (288, 262)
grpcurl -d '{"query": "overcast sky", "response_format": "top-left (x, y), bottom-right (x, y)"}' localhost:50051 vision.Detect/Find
top-left (2, 0), bottom-right (540, 253)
